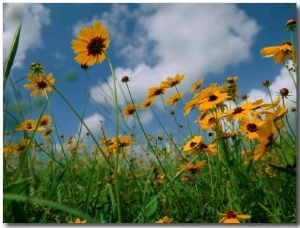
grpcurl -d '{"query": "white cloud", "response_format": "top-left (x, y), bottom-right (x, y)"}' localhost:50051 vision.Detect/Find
top-left (3, 3), bottom-right (51, 68)
top-left (139, 110), bottom-right (154, 125)
top-left (79, 113), bottom-right (105, 137)
top-left (87, 3), bottom-right (260, 108)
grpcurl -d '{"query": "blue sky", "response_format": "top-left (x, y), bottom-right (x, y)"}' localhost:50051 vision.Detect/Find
top-left (2, 2), bottom-right (297, 146)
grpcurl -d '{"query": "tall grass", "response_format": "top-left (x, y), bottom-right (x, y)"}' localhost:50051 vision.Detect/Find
top-left (3, 13), bottom-right (297, 224)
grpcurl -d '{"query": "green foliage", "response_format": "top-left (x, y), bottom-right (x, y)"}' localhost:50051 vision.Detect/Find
top-left (3, 11), bottom-right (297, 224)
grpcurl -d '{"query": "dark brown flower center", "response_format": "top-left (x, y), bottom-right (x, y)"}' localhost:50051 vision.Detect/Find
top-left (246, 123), bottom-right (257, 132)
top-left (208, 95), bottom-right (218, 101)
top-left (87, 36), bottom-right (107, 57)
top-left (190, 142), bottom-right (197, 148)
top-left (26, 123), bottom-right (33, 130)
top-left (40, 119), bottom-right (49, 126)
top-left (226, 210), bottom-right (237, 219)
top-left (198, 143), bottom-right (208, 150)
top-left (208, 117), bottom-right (216, 125)
top-left (127, 109), bottom-right (136, 115)
top-left (37, 80), bottom-right (48, 89)
top-left (154, 89), bottom-right (164, 96)
top-left (233, 107), bottom-right (244, 114)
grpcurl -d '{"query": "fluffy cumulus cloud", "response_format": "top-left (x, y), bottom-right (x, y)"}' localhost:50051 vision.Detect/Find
top-left (79, 113), bottom-right (105, 137)
top-left (84, 3), bottom-right (260, 108)
top-left (3, 3), bottom-right (51, 68)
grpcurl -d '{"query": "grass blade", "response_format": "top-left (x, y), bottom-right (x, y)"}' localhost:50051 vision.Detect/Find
top-left (3, 23), bottom-right (22, 88)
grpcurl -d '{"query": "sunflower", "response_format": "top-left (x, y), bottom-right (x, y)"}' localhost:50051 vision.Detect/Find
top-left (42, 127), bottom-right (54, 138)
top-left (15, 119), bottom-right (44, 132)
top-left (123, 103), bottom-right (138, 116)
top-left (224, 99), bottom-right (266, 122)
top-left (140, 98), bottom-right (155, 109)
top-left (15, 137), bottom-right (31, 153)
top-left (218, 210), bottom-right (251, 223)
top-left (107, 135), bottom-right (136, 151)
top-left (252, 117), bottom-right (276, 161)
top-left (196, 83), bottom-right (230, 112)
top-left (166, 91), bottom-right (184, 106)
top-left (190, 78), bottom-right (204, 93)
top-left (69, 218), bottom-right (87, 223)
top-left (155, 216), bottom-right (174, 223)
top-left (196, 110), bottom-right (222, 131)
top-left (260, 41), bottom-right (296, 64)
top-left (24, 73), bottom-right (55, 97)
top-left (181, 160), bottom-right (207, 174)
top-left (183, 98), bottom-right (199, 115)
top-left (183, 136), bottom-right (202, 151)
top-left (39, 115), bottom-right (51, 128)
top-left (71, 21), bottom-right (110, 66)
top-left (238, 115), bottom-right (266, 140)
top-left (161, 74), bottom-right (185, 88)
top-left (198, 90), bottom-right (230, 112)
top-left (147, 85), bottom-right (167, 99)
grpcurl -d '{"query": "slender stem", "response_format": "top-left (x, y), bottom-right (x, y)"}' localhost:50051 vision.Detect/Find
top-left (104, 51), bottom-right (122, 223)
top-left (175, 85), bottom-right (194, 136)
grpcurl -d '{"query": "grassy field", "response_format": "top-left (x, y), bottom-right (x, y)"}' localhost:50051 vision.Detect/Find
top-left (3, 16), bottom-right (297, 224)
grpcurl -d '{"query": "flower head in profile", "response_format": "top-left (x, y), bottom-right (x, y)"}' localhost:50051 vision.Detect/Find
top-left (252, 117), bottom-right (276, 161)
top-left (140, 98), bottom-right (155, 109)
top-left (161, 74), bottom-right (185, 88)
top-left (147, 85), bottom-right (167, 99)
top-left (181, 160), bottom-right (207, 174)
top-left (225, 99), bottom-right (265, 122)
top-left (190, 78), bottom-right (204, 93)
top-left (24, 73), bottom-right (55, 97)
top-left (123, 103), bottom-right (138, 116)
top-left (166, 92), bottom-right (184, 106)
top-left (107, 135), bottom-right (136, 153)
top-left (260, 41), bottom-right (296, 64)
top-left (155, 216), bottom-right (174, 223)
top-left (42, 127), bottom-right (54, 138)
top-left (71, 21), bottom-right (110, 66)
top-left (218, 210), bottom-right (251, 223)
top-left (183, 98), bottom-right (199, 115)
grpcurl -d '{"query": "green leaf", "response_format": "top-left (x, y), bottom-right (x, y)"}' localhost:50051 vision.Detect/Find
top-left (3, 177), bottom-right (32, 210)
top-left (3, 23), bottom-right (22, 88)
top-left (258, 202), bottom-right (272, 215)
top-left (4, 193), bottom-right (99, 223)
top-left (145, 196), bottom-right (158, 219)
top-left (3, 177), bottom-right (32, 194)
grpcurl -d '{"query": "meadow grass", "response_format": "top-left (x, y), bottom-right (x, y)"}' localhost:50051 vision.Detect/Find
top-left (3, 16), bottom-right (297, 224)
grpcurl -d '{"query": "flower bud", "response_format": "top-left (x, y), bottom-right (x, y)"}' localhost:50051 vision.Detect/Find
top-left (279, 88), bottom-right (289, 96)
top-left (157, 134), bottom-right (164, 141)
top-left (286, 18), bottom-right (296, 31)
top-left (241, 94), bottom-right (248, 100)
top-left (263, 80), bottom-right (271, 87)
top-left (30, 62), bottom-right (44, 75)
top-left (121, 76), bottom-right (130, 83)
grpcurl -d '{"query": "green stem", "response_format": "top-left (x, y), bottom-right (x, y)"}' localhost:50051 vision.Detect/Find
top-left (175, 85), bottom-right (194, 136)
top-left (104, 52), bottom-right (122, 223)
